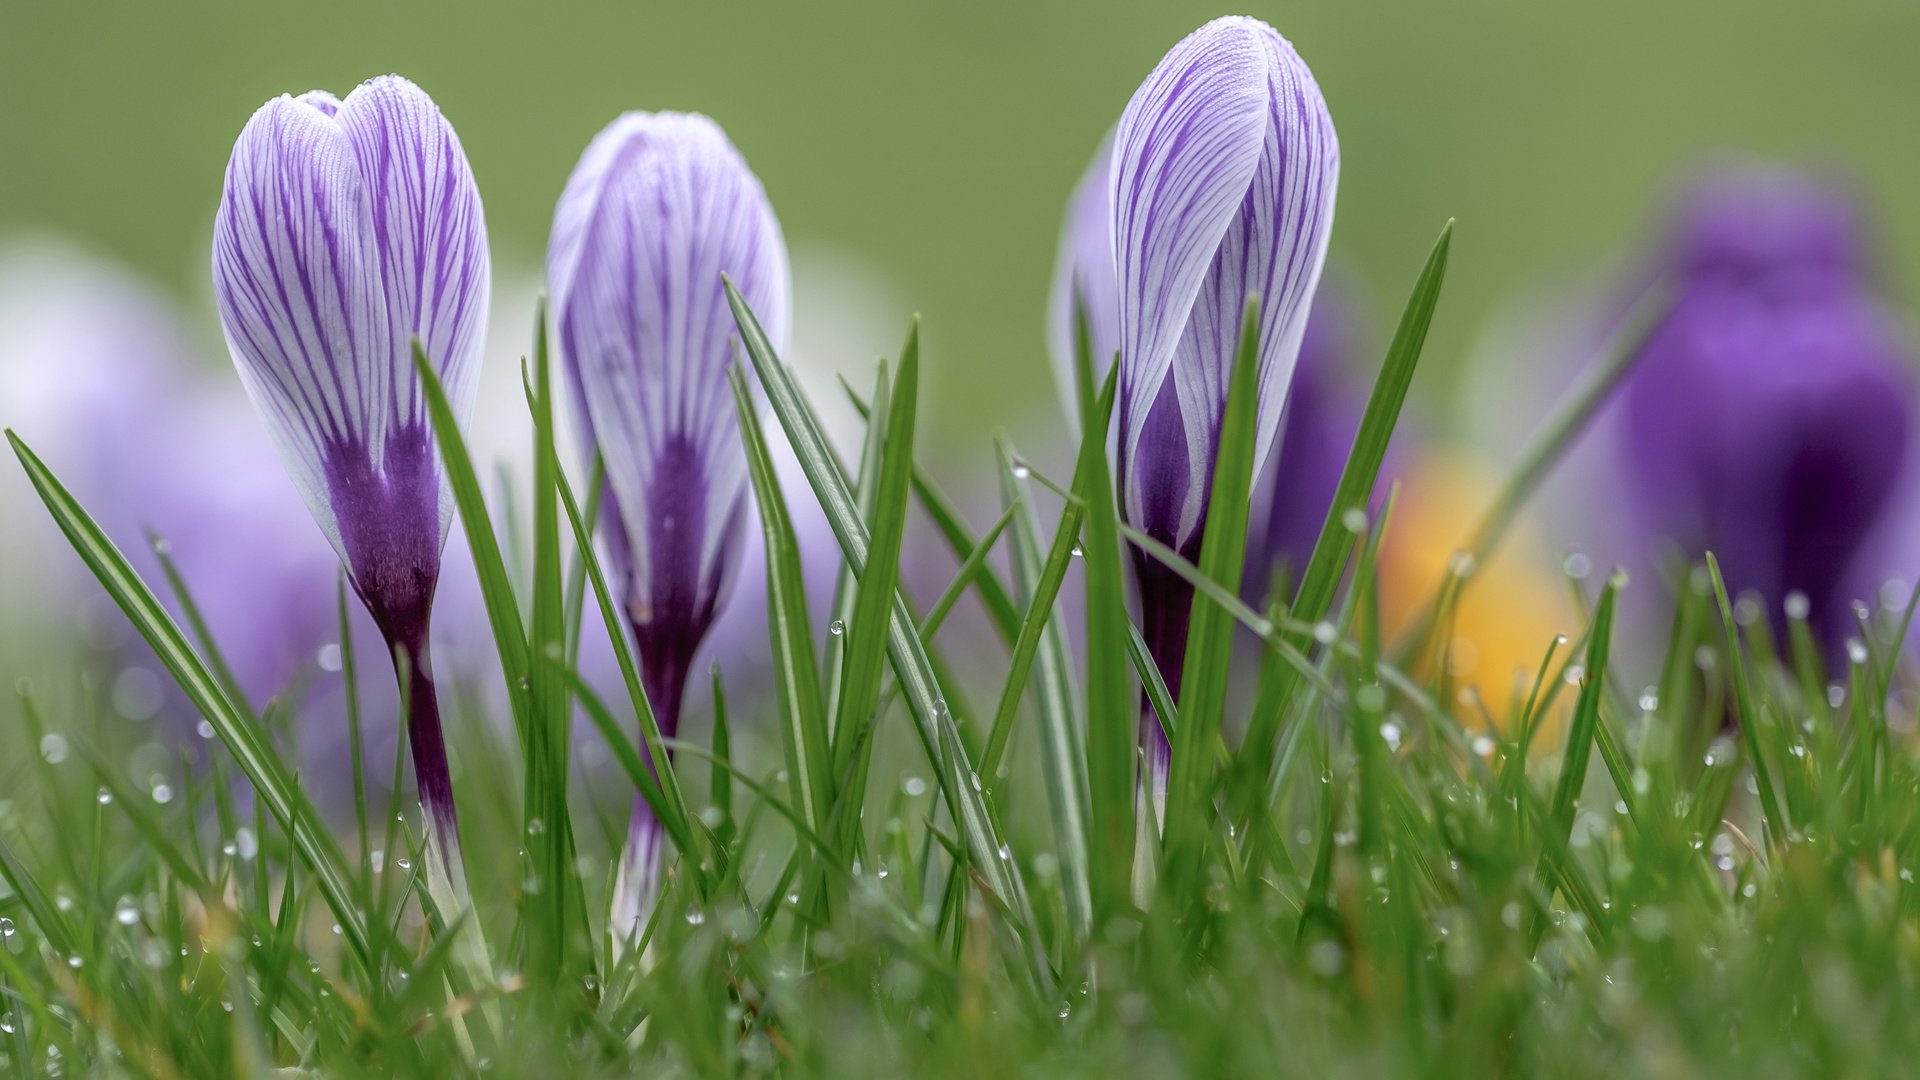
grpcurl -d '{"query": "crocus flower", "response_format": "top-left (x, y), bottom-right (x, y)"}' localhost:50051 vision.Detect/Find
top-left (1616, 166), bottom-right (1914, 650)
top-left (1066, 16), bottom-right (1339, 791)
top-left (212, 75), bottom-right (490, 896)
top-left (548, 111), bottom-right (789, 941)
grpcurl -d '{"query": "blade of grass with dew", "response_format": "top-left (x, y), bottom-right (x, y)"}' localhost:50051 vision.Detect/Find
top-left (826, 359), bottom-right (889, 728)
top-left (6, 430), bottom-right (371, 969)
top-left (1069, 290), bottom-right (1136, 928)
top-left (413, 343), bottom-right (531, 734)
top-left (918, 501), bottom-right (1020, 641)
top-left (1707, 553), bottom-right (1787, 852)
top-left (731, 363), bottom-right (835, 864)
top-left (519, 300), bottom-right (583, 982)
top-left (832, 333), bottom-right (921, 861)
top-left (1530, 570), bottom-right (1620, 952)
top-left (1235, 222), bottom-right (1452, 808)
top-left (552, 452), bottom-right (702, 891)
top-left (723, 277), bottom-right (1019, 909)
top-left (993, 433), bottom-right (1092, 945)
top-left (1164, 295), bottom-right (1262, 908)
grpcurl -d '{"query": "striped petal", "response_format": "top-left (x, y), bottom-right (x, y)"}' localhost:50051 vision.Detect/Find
top-left (547, 112), bottom-right (790, 648)
top-left (1111, 17), bottom-right (1338, 549)
top-left (335, 74), bottom-right (491, 492)
top-left (212, 76), bottom-right (488, 629)
top-left (1046, 130), bottom-right (1121, 425)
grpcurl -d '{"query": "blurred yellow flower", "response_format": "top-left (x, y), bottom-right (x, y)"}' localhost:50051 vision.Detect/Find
top-left (1376, 450), bottom-right (1578, 747)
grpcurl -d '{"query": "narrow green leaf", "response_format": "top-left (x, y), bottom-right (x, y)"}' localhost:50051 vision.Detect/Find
top-left (730, 362), bottom-right (835, 848)
top-left (1164, 295), bottom-right (1262, 898)
top-left (6, 430), bottom-right (370, 968)
top-left (1237, 222), bottom-right (1452, 803)
top-left (723, 277), bottom-right (1019, 908)
top-left (994, 435), bottom-right (1092, 944)
top-left (1071, 295), bottom-right (1135, 928)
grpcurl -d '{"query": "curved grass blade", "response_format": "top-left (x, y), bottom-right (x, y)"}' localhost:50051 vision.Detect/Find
top-left (1164, 295), bottom-right (1261, 902)
top-left (723, 278), bottom-right (1017, 907)
top-left (6, 430), bottom-right (370, 968)
top-left (1235, 222), bottom-right (1452, 806)
top-left (730, 362), bottom-right (834, 856)
top-left (994, 435), bottom-right (1092, 944)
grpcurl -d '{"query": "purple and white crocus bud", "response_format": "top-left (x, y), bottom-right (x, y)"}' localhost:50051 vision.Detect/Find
top-left (1091, 17), bottom-right (1339, 792)
top-left (548, 112), bottom-right (789, 943)
top-left (212, 75), bottom-right (490, 897)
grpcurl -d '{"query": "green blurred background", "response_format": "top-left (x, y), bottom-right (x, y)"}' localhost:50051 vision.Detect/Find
top-left (4, 0), bottom-right (1919, 452)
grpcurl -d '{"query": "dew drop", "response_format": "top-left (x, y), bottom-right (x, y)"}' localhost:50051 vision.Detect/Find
top-left (1562, 552), bottom-right (1592, 580)
top-left (38, 734), bottom-right (68, 765)
top-left (525, 818), bottom-right (546, 837)
top-left (234, 827), bottom-right (258, 861)
top-left (685, 910), bottom-right (707, 926)
top-left (1846, 638), bottom-right (1870, 665)
top-left (1471, 735), bottom-right (1496, 758)
top-left (1378, 721), bottom-right (1404, 752)
top-left (396, 857), bottom-right (414, 872)
top-left (1783, 591), bottom-right (1811, 621)
top-left (828, 619), bottom-right (845, 637)
top-left (1311, 621), bottom-right (1338, 645)
top-left (96, 788), bottom-right (112, 806)
top-left (1011, 464), bottom-right (1031, 480)
top-left (114, 901), bottom-right (138, 927)
top-left (317, 643), bottom-right (344, 672)
top-left (195, 720), bottom-right (215, 740)
top-left (0, 918), bottom-right (14, 938)
top-left (150, 784), bottom-right (173, 805)
top-left (1070, 542), bottom-right (1084, 558)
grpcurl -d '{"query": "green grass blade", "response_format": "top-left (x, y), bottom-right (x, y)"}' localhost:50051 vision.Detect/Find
top-left (5, 430), bottom-right (370, 969)
top-left (1164, 295), bottom-right (1262, 902)
top-left (730, 363), bottom-right (835, 853)
top-left (994, 435), bottom-right (1092, 944)
top-left (1236, 221), bottom-right (1452, 803)
top-left (411, 342), bottom-right (531, 733)
top-left (723, 277), bottom-right (1019, 907)
top-left (1070, 294), bottom-right (1135, 928)
top-left (833, 327), bottom-right (920, 812)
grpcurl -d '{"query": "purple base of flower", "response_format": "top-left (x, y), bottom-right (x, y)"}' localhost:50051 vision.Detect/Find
top-left (328, 431), bottom-right (462, 867)
top-left (1132, 542), bottom-right (1195, 797)
top-left (610, 613), bottom-right (701, 945)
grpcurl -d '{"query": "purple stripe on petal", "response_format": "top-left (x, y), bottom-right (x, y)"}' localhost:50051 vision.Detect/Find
top-left (1110, 16), bottom-right (1338, 552)
top-left (548, 112), bottom-right (789, 662)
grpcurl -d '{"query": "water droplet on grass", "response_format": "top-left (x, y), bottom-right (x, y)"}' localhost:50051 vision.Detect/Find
top-left (1783, 591), bottom-right (1811, 621)
top-left (828, 619), bottom-right (845, 636)
top-left (38, 734), bottom-right (67, 765)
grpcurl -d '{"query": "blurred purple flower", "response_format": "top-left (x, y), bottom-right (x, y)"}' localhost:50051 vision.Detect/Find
top-left (1619, 166), bottom-right (1914, 649)
top-left (1246, 287), bottom-right (1366, 601)
top-left (212, 74), bottom-right (490, 886)
top-left (1056, 16), bottom-right (1338, 790)
top-left (548, 111), bottom-right (789, 940)
top-left (0, 243), bottom-right (368, 805)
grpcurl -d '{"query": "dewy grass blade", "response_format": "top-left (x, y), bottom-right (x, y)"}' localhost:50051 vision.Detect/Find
top-left (833, 326), bottom-right (919, 808)
top-left (412, 342), bottom-right (531, 734)
top-left (521, 299), bottom-right (580, 980)
top-left (553, 450), bottom-right (700, 883)
top-left (1707, 553), bottom-right (1787, 851)
top-left (844, 379), bottom-right (1024, 646)
top-left (827, 359), bottom-right (889, 729)
top-left (918, 501), bottom-right (1020, 641)
top-left (1530, 570), bottom-right (1621, 952)
top-left (6, 430), bottom-right (371, 969)
top-left (730, 363), bottom-right (835, 854)
top-left (1070, 291), bottom-right (1135, 927)
top-left (724, 276), bottom-right (1018, 907)
top-left (1164, 295), bottom-right (1262, 902)
top-left (995, 434), bottom-right (1092, 944)
top-left (1236, 221), bottom-right (1452, 806)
